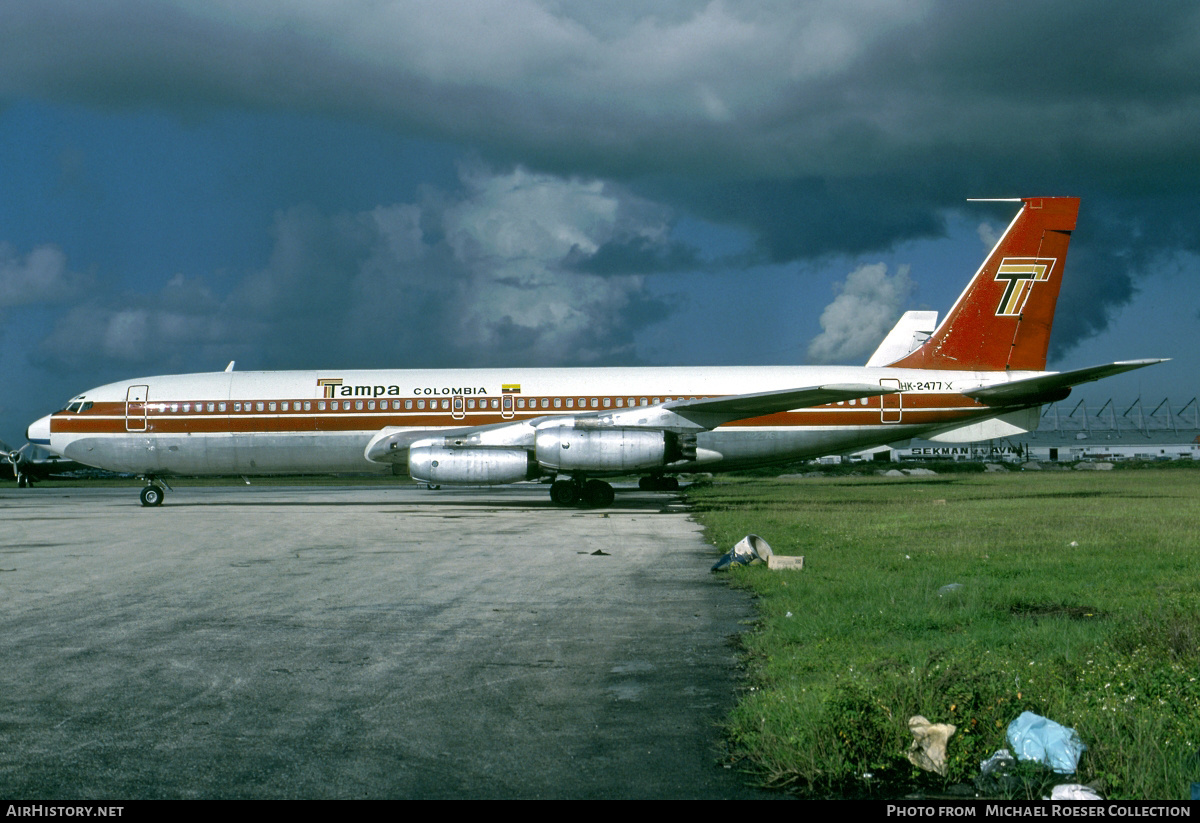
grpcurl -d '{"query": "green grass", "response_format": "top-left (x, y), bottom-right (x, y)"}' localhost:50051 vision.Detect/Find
top-left (690, 470), bottom-right (1200, 799)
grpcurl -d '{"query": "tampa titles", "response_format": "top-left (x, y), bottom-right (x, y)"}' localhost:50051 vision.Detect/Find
top-left (317, 378), bottom-right (495, 399)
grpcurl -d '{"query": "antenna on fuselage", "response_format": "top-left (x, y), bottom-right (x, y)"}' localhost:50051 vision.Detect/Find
top-left (225, 361), bottom-right (236, 372)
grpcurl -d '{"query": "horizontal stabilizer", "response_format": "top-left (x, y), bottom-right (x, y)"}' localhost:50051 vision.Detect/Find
top-left (965, 359), bottom-right (1167, 405)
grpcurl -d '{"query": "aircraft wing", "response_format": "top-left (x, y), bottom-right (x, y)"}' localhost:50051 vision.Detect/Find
top-left (965, 359), bottom-right (1167, 406)
top-left (661, 383), bottom-right (896, 424)
top-left (365, 383), bottom-right (896, 464)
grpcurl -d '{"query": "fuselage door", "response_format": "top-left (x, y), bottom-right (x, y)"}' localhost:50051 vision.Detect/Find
top-left (880, 378), bottom-right (902, 424)
top-left (126, 385), bottom-right (149, 432)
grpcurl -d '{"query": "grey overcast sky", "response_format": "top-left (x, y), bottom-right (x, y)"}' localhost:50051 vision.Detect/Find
top-left (2, 1), bottom-right (1198, 442)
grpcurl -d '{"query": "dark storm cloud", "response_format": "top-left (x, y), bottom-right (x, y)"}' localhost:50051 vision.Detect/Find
top-left (1047, 193), bottom-right (1200, 362)
top-left (565, 235), bottom-right (701, 275)
top-left (9, 2), bottom-right (1191, 180)
top-left (33, 167), bottom-right (676, 375)
top-left (658, 176), bottom-right (950, 262)
top-left (4, 1), bottom-right (1198, 359)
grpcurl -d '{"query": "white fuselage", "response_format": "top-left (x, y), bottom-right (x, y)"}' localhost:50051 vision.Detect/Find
top-left (31, 365), bottom-right (1033, 478)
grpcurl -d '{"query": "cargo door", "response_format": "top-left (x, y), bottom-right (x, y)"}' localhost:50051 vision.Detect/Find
top-left (880, 379), bottom-right (902, 424)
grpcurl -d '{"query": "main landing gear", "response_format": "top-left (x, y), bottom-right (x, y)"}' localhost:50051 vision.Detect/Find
top-left (549, 478), bottom-right (615, 508)
top-left (546, 474), bottom-right (680, 507)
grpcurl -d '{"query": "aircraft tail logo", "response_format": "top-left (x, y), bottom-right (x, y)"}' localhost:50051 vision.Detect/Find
top-left (994, 258), bottom-right (1055, 316)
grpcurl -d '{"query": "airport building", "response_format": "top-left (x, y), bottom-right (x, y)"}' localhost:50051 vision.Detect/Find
top-left (878, 397), bottom-right (1200, 463)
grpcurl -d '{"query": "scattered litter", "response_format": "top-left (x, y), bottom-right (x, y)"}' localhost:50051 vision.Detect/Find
top-left (938, 583), bottom-right (963, 597)
top-left (737, 534), bottom-right (772, 561)
top-left (1069, 540), bottom-right (1079, 547)
top-left (1007, 711), bottom-right (1087, 774)
top-left (907, 715), bottom-right (956, 776)
top-left (768, 555), bottom-right (805, 571)
top-left (1048, 784), bottom-right (1103, 800)
top-left (785, 611), bottom-right (793, 618)
top-left (974, 749), bottom-right (1025, 796)
top-left (711, 534), bottom-right (772, 571)
top-left (710, 553), bottom-right (741, 571)
top-left (980, 749), bottom-right (1015, 775)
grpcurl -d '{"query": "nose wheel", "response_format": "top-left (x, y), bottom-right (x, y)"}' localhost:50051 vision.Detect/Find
top-left (140, 484), bottom-right (165, 507)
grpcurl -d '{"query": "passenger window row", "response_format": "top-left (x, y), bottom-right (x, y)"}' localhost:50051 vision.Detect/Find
top-left (147, 396), bottom-right (702, 413)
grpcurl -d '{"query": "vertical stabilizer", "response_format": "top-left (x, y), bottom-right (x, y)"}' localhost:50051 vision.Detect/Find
top-left (888, 197), bottom-right (1079, 371)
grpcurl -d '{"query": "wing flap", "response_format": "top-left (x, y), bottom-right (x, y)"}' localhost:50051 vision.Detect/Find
top-left (665, 383), bottom-right (896, 422)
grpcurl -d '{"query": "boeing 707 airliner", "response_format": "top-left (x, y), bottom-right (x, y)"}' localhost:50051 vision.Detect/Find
top-left (26, 197), bottom-right (1163, 506)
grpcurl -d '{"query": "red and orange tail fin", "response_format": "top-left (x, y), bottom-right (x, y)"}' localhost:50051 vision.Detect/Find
top-left (888, 197), bottom-right (1079, 372)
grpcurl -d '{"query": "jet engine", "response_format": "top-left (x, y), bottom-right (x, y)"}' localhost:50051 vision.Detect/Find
top-left (533, 426), bottom-right (693, 472)
top-left (408, 445), bottom-right (540, 485)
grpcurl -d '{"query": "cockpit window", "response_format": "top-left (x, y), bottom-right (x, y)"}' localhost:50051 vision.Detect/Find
top-left (61, 400), bottom-right (94, 413)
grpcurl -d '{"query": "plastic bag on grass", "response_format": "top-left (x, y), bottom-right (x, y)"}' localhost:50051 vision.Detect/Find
top-left (1048, 784), bottom-right (1102, 800)
top-left (1006, 711), bottom-right (1087, 774)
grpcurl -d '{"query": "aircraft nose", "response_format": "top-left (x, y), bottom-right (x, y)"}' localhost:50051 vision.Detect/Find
top-left (26, 414), bottom-right (54, 449)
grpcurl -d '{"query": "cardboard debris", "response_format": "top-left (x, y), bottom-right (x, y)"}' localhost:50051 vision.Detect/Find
top-left (768, 555), bottom-right (804, 571)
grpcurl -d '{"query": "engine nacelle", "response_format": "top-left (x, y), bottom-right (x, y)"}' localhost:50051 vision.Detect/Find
top-left (408, 445), bottom-right (539, 485)
top-left (534, 426), bottom-right (684, 472)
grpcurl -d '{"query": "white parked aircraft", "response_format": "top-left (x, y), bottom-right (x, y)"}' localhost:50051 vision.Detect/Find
top-left (1, 440), bottom-right (90, 487)
top-left (27, 197), bottom-right (1162, 507)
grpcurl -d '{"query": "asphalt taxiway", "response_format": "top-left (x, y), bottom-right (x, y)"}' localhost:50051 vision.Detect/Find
top-left (0, 484), bottom-right (768, 799)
